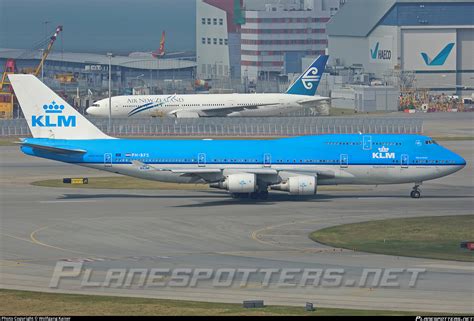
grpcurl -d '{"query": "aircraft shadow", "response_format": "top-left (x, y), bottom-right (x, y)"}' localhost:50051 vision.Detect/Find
top-left (59, 193), bottom-right (227, 200)
top-left (58, 192), bottom-right (472, 208)
top-left (316, 194), bottom-right (473, 200)
top-left (173, 194), bottom-right (331, 208)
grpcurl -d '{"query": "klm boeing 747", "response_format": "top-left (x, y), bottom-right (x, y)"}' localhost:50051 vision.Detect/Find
top-left (86, 56), bottom-right (330, 118)
top-left (10, 74), bottom-right (466, 199)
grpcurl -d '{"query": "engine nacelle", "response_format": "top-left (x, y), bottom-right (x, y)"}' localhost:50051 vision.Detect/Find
top-left (271, 176), bottom-right (317, 195)
top-left (174, 111), bottom-right (200, 118)
top-left (211, 173), bottom-right (257, 193)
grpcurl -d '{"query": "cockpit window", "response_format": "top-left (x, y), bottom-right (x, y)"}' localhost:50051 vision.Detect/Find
top-left (425, 140), bottom-right (438, 145)
top-left (91, 104), bottom-right (100, 107)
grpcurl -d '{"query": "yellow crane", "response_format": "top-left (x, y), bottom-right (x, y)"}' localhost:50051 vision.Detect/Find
top-left (0, 59), bottom-right (16, 119)
top-left (0, 26), bottom-right (63, 118)
top-left (21, 25), bottom-right (63, 76)
top-left (34, 25), bottom-right (63, 77)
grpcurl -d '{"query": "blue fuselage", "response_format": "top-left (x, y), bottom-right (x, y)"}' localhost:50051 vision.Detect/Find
top-left (20, 134), bottom-right (466, 186)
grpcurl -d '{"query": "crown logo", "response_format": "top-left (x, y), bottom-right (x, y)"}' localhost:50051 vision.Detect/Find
top-left (43, 101), bottom-right (65, 114)
top-left (378, 146), bottom-right (389, 153)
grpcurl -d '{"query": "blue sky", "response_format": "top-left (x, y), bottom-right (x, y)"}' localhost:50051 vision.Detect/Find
top-left (0, 0), bottom-right (196, 53)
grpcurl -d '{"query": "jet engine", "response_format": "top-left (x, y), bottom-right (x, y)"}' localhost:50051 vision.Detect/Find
top-left (271, 176), bottom-right (317, 195)
top-left (211, 173), bottom-right (257, 194)
top-left (174, 111), bottom-right (201, 118)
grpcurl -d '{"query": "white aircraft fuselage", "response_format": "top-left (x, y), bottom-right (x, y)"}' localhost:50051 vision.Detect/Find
top-left (87, 93), bottom-right (327, 118)
top-left (87, 55), bottom-right (330, 118)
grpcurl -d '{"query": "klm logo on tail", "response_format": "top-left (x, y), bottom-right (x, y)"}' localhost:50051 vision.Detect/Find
top-left (32, 101), bottom-right (76, 128)
top-left (286, 55), bottom-right (329, 96)
top-left (421, 43), bottom-right (455, 66)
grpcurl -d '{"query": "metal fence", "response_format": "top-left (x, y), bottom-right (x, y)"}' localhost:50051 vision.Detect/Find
top-left (0, 117), bottom-right (423, 137)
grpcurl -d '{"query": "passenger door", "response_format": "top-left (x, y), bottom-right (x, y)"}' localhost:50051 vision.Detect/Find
top-left (401, 154), bottom-right (409, 169)
top-left (363, 135), bottom-right (372, 150)
top-left (104, 153), bottom-right (113, 168)
top-left (198, 153), bottom-right (206, 167)
top-left (263, 153), bottom-right (272, 168)
top-left (340, 154), bottom-right (349, 169)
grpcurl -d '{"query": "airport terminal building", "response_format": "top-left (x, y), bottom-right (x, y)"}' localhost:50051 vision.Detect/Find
top-left (0, 49), bottom-right (197, 94)
top-left (327, 0), bottom-right (474, 95)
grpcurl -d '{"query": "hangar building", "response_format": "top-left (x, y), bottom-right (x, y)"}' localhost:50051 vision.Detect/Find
top-left (327, 0), bottom-right (474, 95)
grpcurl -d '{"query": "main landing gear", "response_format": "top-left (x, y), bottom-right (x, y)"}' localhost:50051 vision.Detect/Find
top-left (410, 183), bottom-right (422, 199)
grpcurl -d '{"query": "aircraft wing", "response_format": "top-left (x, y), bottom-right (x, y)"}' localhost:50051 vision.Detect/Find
top-left (19, 142), bottom-right (87, 154)
top-left (132, 161), bottom-right (278, 175)
top-left (170, 103), bottom-right (278, 118)
top-left (131, 161), bottom-right (219, 173)
top-left (131, 161), bottom-right (335, 183)
top-left (170, 169), bottom-right (222, 174)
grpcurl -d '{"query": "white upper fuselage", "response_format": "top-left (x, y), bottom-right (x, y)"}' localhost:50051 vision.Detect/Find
top-left (87, 93), bottom-right (327, 118)
top-left (87, 55), bottom-right (330, 118)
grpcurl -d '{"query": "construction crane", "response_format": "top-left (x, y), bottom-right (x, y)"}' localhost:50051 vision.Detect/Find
top-left (0, 25), bottom-right (63, 118)
top-left (33, 25), bottom-right (63, 77)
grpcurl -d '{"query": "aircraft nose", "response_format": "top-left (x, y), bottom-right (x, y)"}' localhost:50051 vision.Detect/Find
top-left (85, 107), bottom-right (96, 116)
top-left (453, 153), bottom-right (466, 172)
top-left (458, 156), bottom-right (467, 168)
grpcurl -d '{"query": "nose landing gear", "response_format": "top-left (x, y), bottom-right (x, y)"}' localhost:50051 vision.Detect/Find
top-left (410, 183), bottom-right (422, 199)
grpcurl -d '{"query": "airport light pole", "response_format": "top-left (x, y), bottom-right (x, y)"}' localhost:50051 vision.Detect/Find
top-left (135, 74), bottom-right (145, 86)
top-left (107, 52), bottom-right (114, 133)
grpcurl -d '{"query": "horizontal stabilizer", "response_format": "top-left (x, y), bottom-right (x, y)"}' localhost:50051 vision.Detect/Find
top-left (297, 97), bottom-right (330, 106)
top-left (20, 142), bottom-right (87, 154)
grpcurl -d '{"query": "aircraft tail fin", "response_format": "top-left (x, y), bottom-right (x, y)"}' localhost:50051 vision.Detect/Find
top-left (153, 31), bottom-right (166, 58)
top-left (9, 74), bottom-right (112, 140)
top-left (286, 55), bottom-right (329, 96)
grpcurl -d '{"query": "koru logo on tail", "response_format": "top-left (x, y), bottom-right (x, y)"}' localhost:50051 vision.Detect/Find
top-left (301, 67), bottom-right (320, 90)
top-left (372, 146), bottom-right (395, 159)
top-left (32, 101), bottom-right (76, 128)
